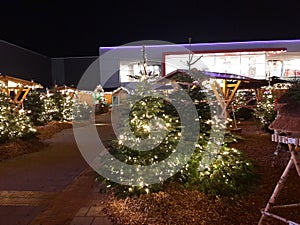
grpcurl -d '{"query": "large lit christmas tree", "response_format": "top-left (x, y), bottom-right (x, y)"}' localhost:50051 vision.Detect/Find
top-left (99, 46), bottom-right (256, 197)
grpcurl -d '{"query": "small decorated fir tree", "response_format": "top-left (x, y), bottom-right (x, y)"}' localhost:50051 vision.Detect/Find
top-left (0, 91), bottom-right (36, 143)
top-left (253, 86), bottom-right (277, 132)
top-left (43, 90), bottom-right (63, 122)
top-left (24, 89), bottom-right (46, 125)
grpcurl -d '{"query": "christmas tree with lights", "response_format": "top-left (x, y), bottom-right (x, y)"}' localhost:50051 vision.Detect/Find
top-left (24, 89), bottom-right (47, 125)
top-left (100, 46), bottom-right (256, 197)
top-left (0, 91), bottom-right (36, 143)
top-left (253, 86), bottom-right (277, 132)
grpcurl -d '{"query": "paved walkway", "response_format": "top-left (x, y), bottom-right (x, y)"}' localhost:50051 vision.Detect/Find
top-left (0, 112), bottom-right (115, 225)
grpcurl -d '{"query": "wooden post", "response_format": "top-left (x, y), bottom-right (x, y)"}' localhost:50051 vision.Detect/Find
top-left (222, 80), bottom-right (227, 97)
top-left (226, 80), bottom-right (242, 108)
top-left (210, 81), bottom-right (228, 118)
top-left (1, 76), bottom-right (9, 95)
top-left (258, 144), bottom-right (300, 225)
top-left (13, 87), bottom-right (24, 102)
top-left (17, 88), bottom-right (31, 108)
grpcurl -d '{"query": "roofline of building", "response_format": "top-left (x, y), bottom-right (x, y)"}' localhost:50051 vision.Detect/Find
top-left (0, 39), bottom-right (50, 58)
top-left (99, 39), bottom-right (300, 50)
top-left (51, 56), bottom-right (98, 59)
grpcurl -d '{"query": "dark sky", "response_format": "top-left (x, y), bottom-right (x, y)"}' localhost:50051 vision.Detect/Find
top-left (1, 0), bottom-right (300, 57)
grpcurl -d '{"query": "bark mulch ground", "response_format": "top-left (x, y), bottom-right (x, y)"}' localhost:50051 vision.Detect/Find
top-left (101, 120), bottom-right (300, 225)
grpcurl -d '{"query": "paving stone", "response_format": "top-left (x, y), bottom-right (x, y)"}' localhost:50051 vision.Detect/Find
top-left (0, 191), bottom-right (57, 206)
top-left (92, 217), bottom-right (114, 225)
top-left (0, 205), bottom-right (44, 225)
top-left (70, 216), bottom-right (94, 225)
top-left (86, 206), bottom-right (106, 217)
top-left (75, 207), bottom-right (90, 216)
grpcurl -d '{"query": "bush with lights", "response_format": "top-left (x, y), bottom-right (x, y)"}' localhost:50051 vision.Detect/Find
top-left (252, 86), bottom-right (277, 132)
top-left (179, 144), bottom-right (256, 196)
top-left (0, 92), bottom-right (37, 144)
top-left (229, 90), bottom-right (256, 121)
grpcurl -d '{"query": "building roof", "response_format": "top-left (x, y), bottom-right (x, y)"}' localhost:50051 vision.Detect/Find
top-left (112, 86), bottom-right (131, 95)
top-left (55, 85), bottom-right (77, 91)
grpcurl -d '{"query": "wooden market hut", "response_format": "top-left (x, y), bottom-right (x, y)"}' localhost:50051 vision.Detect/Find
top-left (111, 86), bottom-right (130, 106)
top-left (0, 74), bottom-right (43, 108)
top-left (55, 85), bottom-right (77, 98)
top-left (75, 90), bottom-right (93, 107)
top-left (269, 92), bottom-right (300, 133)
top-left (159, 69), bottom-right (261, 116)
top-left (259, 87), bottom-right (300, 225)
top-left (103, 92), bottom-right (112, 105)
top-left (159, 69), bottom-right (291, 117)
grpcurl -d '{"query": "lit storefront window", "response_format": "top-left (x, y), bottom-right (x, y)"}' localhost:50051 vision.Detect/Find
top-left (120, 63), bottom-right (161, 82)
top-left (165, 51), bottom-right (267, 79)
top-left (119, 50), bottom-right (300, 82)
top-left (284, 59), bottom-right (300, 77)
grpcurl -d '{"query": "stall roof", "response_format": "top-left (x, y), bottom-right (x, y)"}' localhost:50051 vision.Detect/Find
top-left (161, 69), bottom-right (256, 81)
top-left (160, 69), bottom-right (290, 89)
top-left (0, 74), bottom-right (43, 88)
top-left (269, 84), bottom-right (300, 133)
top-left (269, 93), bottom-right (300, 133)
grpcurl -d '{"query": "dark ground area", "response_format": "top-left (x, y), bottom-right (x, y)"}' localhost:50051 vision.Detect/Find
top-left (1, 116), bottom-right (300, 225)
top-left (0, 119), bottom-right (104, 225)
top-left (101, 120), bottom-right (300, 225)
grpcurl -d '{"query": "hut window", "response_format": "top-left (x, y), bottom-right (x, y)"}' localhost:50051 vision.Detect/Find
top-left (112, 96), bottom-right (119, 105)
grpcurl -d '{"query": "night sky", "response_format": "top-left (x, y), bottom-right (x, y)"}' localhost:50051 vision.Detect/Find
top-left (1, 0), bottom-right (300, 57)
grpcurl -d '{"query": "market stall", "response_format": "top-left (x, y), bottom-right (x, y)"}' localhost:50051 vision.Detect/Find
top-left (0, 74), bottom-right (43, 108)
top-left (258, 87), bottom-right (300, 225)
